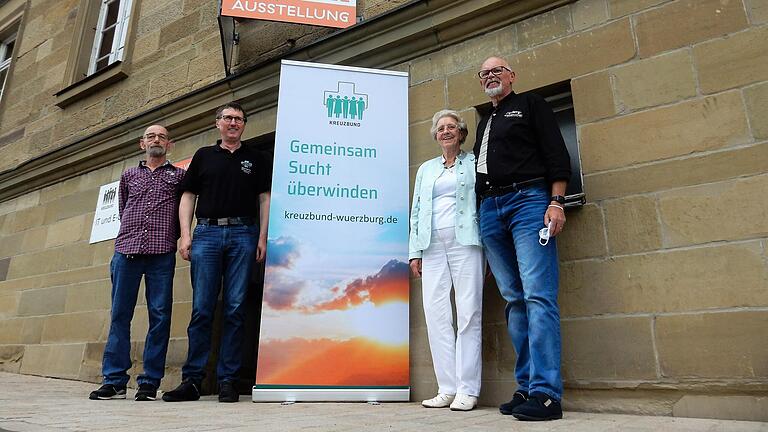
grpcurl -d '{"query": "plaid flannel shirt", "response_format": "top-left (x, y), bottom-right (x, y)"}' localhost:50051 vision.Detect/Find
top-left (114, 161), bottom-right (185, 255)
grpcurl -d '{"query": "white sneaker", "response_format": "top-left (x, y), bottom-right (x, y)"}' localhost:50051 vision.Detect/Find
top-left (449, 393), bottom-right (478, 411)
top-left (422, 393), bottom-right (455, 408)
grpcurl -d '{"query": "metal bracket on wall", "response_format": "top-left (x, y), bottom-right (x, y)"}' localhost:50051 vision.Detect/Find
top-left (218, 1), bottom-right (239, 76)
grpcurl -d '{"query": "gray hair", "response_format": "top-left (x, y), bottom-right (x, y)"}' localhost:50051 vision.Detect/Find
top-left (430, 109), bottom-right (468, 144)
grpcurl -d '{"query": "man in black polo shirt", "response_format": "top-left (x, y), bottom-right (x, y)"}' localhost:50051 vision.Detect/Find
top-left (473, 57), bottom-right (571, 421)
top-left (163, 102), bottom-right (271, 403)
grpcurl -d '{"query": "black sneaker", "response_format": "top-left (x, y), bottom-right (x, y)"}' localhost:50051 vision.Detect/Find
top-left (218, 381), bottom-right (239, 403)
top-left (135, 383), bottom-right (157, 401)
top-left (499, 390), bottom-right (528, 415)
top-left (162, 379), bottom-right (200, 402)
top-left (89, 384), bottom-right (127, 400)
top-left (511, 392), bottom-right (563, 421)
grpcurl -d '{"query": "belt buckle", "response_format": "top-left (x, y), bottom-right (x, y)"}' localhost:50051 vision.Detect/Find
top-left (217, 218), bottom-right (228, 226)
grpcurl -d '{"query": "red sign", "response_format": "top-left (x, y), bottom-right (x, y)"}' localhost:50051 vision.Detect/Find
top-left (173, 158), bottom-right (192, 171)
top-left (221, 0), bottom-right (356, 29)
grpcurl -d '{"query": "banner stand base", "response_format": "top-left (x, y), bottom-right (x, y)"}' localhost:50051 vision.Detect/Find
top-left (252, 387), bottom-right (410, 402)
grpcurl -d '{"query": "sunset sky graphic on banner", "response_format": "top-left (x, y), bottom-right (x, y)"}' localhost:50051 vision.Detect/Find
top-left (256, 233), bottom-right (409, 386)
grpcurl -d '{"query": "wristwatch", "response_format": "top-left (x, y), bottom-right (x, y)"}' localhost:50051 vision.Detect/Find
top-left (550, 195), bottom-right (566, 205)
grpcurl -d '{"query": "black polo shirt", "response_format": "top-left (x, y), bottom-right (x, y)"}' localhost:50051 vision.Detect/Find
top-left (180, 142), bottom-right (272, 218)
top-left (473, 91), bottom-right (571, 195)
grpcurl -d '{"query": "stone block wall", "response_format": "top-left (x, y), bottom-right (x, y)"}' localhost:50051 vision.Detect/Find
top-left (0, 0), bottom-right (413, 174)
top-left (0, 0), bottom-right (408, 389)
top-left (0, 159), bottom-right (124, 378)
top-left (0, 127), bottom-right (224, 389)
top-left (403, 0), bottom-right (767, 420)
top-left (0, 0), bottom-right (226, 172)
top-left (0, 0), bottom-right (766, 421)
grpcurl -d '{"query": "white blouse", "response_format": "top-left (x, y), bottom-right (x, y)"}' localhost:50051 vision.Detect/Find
top-left (431, 166), bottom-right (457, 230)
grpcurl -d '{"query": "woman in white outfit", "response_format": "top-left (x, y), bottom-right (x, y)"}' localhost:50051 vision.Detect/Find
top-left (409, 109), bottom-right (484, 411)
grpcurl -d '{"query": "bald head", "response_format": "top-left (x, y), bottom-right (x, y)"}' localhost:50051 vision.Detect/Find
top-left (482, 56), bottom-right (511, 70)
top-left (140, 125), bottom-right (172, 159)
top-left (479, 56), bottom-right (516, 103)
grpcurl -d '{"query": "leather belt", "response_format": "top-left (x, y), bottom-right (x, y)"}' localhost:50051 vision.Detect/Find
top-left (197, 217), bottom-right (255, 226)
top-left (479, 177), bottom-right (547, 201)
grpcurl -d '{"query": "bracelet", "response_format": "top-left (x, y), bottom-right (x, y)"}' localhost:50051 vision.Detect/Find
top-left (548, 204), bottom-right (564, 210)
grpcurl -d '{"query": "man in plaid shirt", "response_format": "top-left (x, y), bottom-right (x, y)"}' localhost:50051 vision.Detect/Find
top-left (89, 125), bottom-right (185, 402)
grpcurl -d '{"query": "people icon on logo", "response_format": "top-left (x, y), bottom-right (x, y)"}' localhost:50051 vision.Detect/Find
top-left (326, 94), bottom-right (334, 117)
top-left (325, 93), bottom-right (367, 120)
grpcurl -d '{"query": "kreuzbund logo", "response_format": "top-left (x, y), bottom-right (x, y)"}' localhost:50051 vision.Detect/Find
top-left (324, 81), bottom-right (368, 128)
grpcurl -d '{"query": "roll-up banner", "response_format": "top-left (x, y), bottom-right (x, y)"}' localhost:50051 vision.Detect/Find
top-left (253, 60), bottom-right (410, 402)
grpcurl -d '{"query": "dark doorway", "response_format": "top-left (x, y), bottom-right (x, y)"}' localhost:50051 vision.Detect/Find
top-left (236, 133), bottom-right (275, 394)
top-left (235, 259), bottom-right (265, 394)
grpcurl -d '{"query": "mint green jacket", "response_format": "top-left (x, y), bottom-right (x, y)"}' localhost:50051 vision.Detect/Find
top-left (408, 151), bottom-right (481, 260)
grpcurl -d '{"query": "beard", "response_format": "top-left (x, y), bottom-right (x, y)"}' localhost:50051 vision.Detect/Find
top-left (485, 84), bottom-right (504, 97)
top-left (147, 146), bottom-right (166, 157)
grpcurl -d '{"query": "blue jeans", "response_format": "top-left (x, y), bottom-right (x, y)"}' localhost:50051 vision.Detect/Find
top-left (103, 252), bottom-right (175, 388)
top-left (479, 185), bottom-right (563, 401)
top-left (182, 223), bottom-right (258, 384)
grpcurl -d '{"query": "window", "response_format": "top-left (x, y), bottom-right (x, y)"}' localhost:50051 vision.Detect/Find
top-left (542, 83), bottom-right (585, 206)
top-left (56, 0), bottom-right (137, 108)
top-left (0, 31), bottom-right (15, 102)
top-left (89, 0), bottom-right (132, 75)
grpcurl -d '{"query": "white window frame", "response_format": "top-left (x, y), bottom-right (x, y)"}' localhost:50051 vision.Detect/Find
top-left (88, 0), bottom-right (132, 75)
top-left (0, 31), bottom-right (16, 102)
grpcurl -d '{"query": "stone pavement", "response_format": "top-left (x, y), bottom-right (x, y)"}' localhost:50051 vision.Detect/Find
top-left (0, 373), bottom-right (766, 432)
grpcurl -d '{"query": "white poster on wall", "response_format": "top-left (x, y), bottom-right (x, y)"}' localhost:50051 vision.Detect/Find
top-left (89, 180), bottom-right (121, 244)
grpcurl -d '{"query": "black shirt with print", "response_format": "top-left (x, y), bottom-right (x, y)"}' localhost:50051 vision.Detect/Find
top-left (180, 142), bottom-right (272, 218)
top-left (473, 91), bottom-right (571, 195)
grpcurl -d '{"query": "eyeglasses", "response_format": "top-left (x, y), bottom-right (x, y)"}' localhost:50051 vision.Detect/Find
top-left (143, 133), bottom-right (169, 141)
top-left (436, 124), bottom-right (459, 134)
top-left (477, 66), bottom-right (510, 79)
top-left (218, 115), bottom-right (245, 124)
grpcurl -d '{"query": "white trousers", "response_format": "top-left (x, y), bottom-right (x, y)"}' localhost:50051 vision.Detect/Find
top-left (421, 227), bottom-right (484, 396)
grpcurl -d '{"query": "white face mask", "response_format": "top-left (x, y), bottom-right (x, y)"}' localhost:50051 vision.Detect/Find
top-left (539, 221), bottom-right (553, 246)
